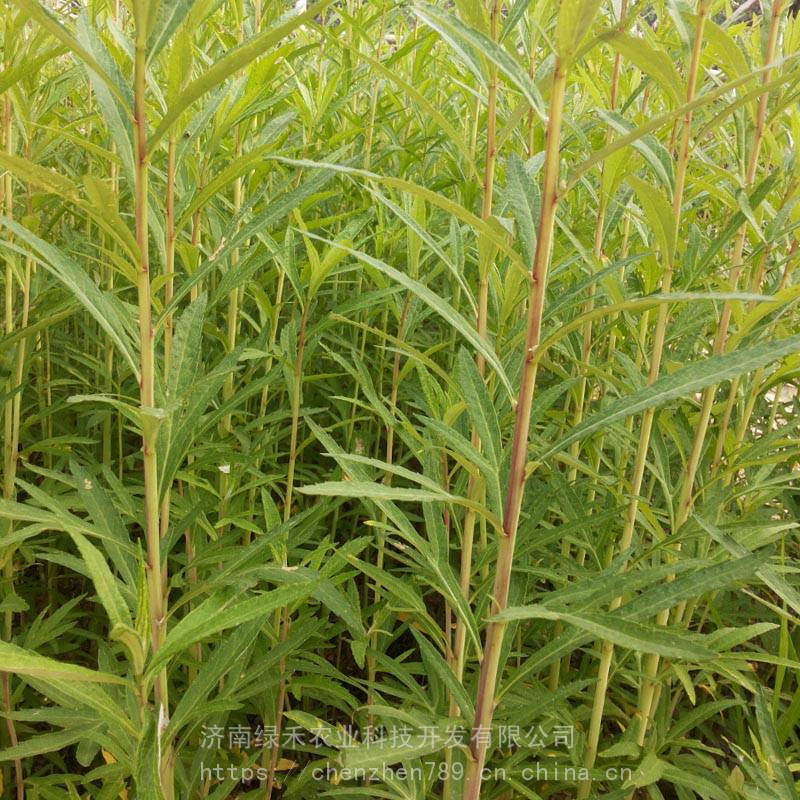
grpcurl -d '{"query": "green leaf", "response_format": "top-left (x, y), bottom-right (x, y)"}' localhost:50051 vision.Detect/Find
top-left (0, 727), bottom-right (95, 762)
top-left (603, 30), bottom-right (682, 105)
top-left (76, 14), bottom-right (135, 182)
top-left (599, 112), bottom-right (674, 191)
top-left (134, 708), bottom-right (166, 800)
top-left (167, 293), bottom-right (207, 400)
top-left (299, 480), bottom-right (451, 504)
top-left (0, 45), bottom-right (66, 94)
top-left (0, 217), bottom-right (139, 378)
top-left (736, 188), bottom-right (765, 241)
top-left (254, 565), bottom-right (366, 641)
top-left (556, 0), bottom-right (604, 62)
top-left (12, 0), bottom-right (128, 107)
top-left (329, 453), bottom-right (451, 497)
top-left (69, 529), bottom-right (133, 630)
top-left (413, 4), bottom-right (544, 117)
top-left (452, 0), bottom-right (488, 33)
top-left (501, 0), bottom-right (535, 41)
top-left (146, 582), bottom-right (313, 679)
top-left (623, 554), bottom-right (768, 621)
top-left (148, 0), bottom-right (335, 148)
top-left (422, 416), bottom-right (496, 482)
top-left (331, 31), bottom-right (477, 174)
top-left (0, 728), bottom-right (90, 761)
top-left (492, 607), bottom-right (714, 660)
top-left (339, 721), bottom-right (450, 770)
top-left (271, 156), bottom-right (527, 279)
top-left (63, 465), bottom-right (133, 592)
top-left (0, 641), bottom-right (126, 684)
top-left (413, 631), bottom-right (474, 719)
top-left (499, 556), bottom-right (764, 699)
top-left (297, 230), bottom-right (513, 399)
top-left (754, 689), bottom-right (796, 800)
top-left (704, 19), bottom-right (749, 81)
top-left (455, 348), bottom-right (503, 515)
top-left (506, 153), bottom-right (538, 266)
top-left (541, 335), bottom-right (800, 460)
top-left (168, 620), bottom-right (262, 736)
top-left (694, 516), bottom-right (800, 616)
top-left (627, 751), bottom-right (667, 788)
top-left (626, 175), bottom-right (676, 263)
top-left (567, 57), bottom-right (800, 190)
top-left (0, 152), bottom-right (80, 200)
top-left (164, 167), bottom-right (337, 318)
top-left (666, 699), bottom-right (742, 743)
top-left (455, 349), bottom-right (501, 467)
top-left (705, 623), bottom-right (777, 651)
top-left (82, 175), bottom-right (138, 259)
top-left (345, 556), bottom-right (426, 616)
top-left (147, 0), bottom-right (197, 61)
top-left (301, 476), bottom-right (500, 532)
top-left (365, 184), bottom-right (475, 311)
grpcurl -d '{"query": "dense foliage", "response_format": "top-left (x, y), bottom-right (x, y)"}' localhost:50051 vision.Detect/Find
top-left (1, 0), bottom-right (800, 798)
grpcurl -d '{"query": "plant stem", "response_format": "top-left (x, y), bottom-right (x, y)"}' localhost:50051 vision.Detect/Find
top-left (133, 27), bottom-right (171, 798)
top-left (220, 17), bottom-right (247, 531)
top-left (1, 82), bottom-right (24, 800)
top-left (712, 178), bottom-right (795, 466)
top-left (579, 2), bottom-right (710, 786)
top-left (363, 4), bottom-right (386, 171)
top-left (452, 0), bottom-right (500, 700)
top-left (462, 58), bottom-right (568, 800)
top-left (636, 0), bottom-right (785, 745)
top-left (159, 132), bottom-right (176, 566)
top-left (550, 0), bottom-right (629, 695)
top-left (265, 300), bottom-right (309, 799)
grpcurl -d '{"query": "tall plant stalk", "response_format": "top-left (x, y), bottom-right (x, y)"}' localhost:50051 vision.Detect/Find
top-left (449, 2), bottom-right (499, 778)
top-left (4, 2), bottom-right (800, 797)
top-left (1, 79), bottom-right (24, 800)
top-left (462, 55), bottom-right (569, 800)
top-left (453, 0), bottom-right (501, 695)
top-left (549, 0), bottom-right (629, 694)
top-left (219, 13), bottom-right (246, 533)
top-left (579, 2), bottom-right (711, 787)
top-left (159, 133), bottom-right (176, 554)
top-left (365, 286), bottom-right (413, 790)
top-left (714, 30), bottom-right (793, 472)
top-left (133, 20), bottom-right (171, 797)
top-left (636, 0), bottom-right (786, 743)
top-left (265, 293), bottom-right (310, 799)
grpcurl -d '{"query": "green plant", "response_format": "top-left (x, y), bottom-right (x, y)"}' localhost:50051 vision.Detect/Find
top-left (1, 1), bottom-right (799, 799)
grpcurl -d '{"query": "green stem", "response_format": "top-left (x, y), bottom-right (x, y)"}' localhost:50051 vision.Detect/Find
top-left (637, 0), bottom-right (785, 744)
top-left (133, 30), bottom-right (172, 798)
top-left (452, 0), bottom-right (500, 713)
top-left (462, 58), bottom-right (568, 800)
top-left (1, 84), bottom-right (24, 800)
top-left (265, 301), bottom-right (309, 799)
top-left (579, 2), bottom-right (710, 783)
top-left (551, 1), bottom-right (630, 697)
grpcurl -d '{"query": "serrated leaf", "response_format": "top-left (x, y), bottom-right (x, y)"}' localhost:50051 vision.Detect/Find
top-left (493, 607), bottom-right (714, 660)
top-left (506, 153), bottom-right (538, 266)
top-left (0, 217), bottom-right (139, 377)
top-left (146, 582), bottom-right (313, 678)
top-left (542, 335), bottom-right (800, 459)
top-left (0, 641), bottom-right (126, 684)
